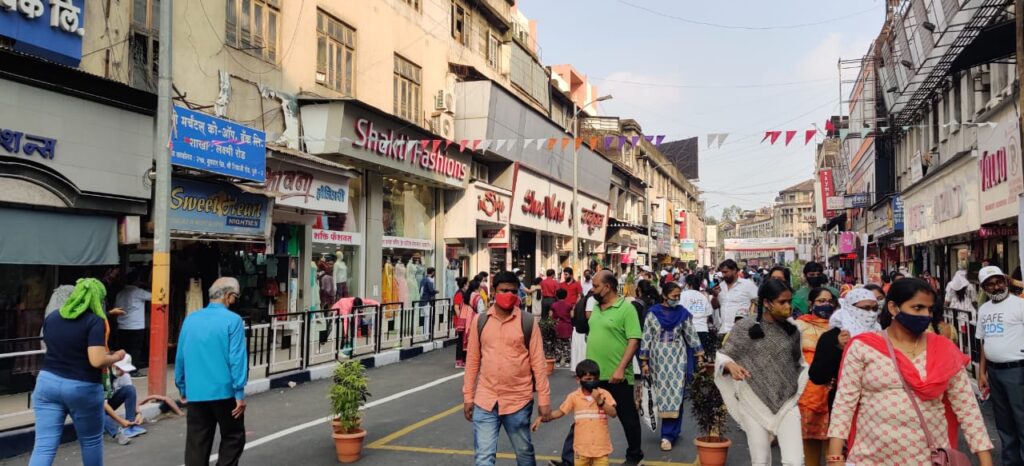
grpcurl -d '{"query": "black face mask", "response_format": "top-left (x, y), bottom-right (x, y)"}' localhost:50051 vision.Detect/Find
top-left (580, 379), bottom-right (600, 391)
top-left (807, 276), bottom-right (828, 288)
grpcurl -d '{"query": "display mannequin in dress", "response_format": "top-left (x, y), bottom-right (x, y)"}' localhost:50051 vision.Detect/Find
top-left (334, 250), bottom-right (349, 298)
top-left (407, 254), bottom-right (424, 304)
top-left (395, 257), bottom-right (409, 307)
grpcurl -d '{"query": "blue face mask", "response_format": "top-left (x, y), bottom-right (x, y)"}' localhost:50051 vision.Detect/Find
top-left (894, 312), bottom-right (932, 335)
top-left (811, 304), bottom-right (835, 319)
top-left (667, 299), bottom-right (679, 307)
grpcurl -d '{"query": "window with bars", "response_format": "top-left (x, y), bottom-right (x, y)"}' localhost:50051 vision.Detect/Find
top-left (400, 0), bottom-right (420, 11)
top-left (316, 11), bottom-right (355, 95)
top-left (130, 0), bottom-right (160, 92)
top-left (225, 0), bottom-right (280, 63)
top-left (452, 1), bottom-right (468, 45)
top-left (393, 55), bottom-right (422, 124)
top-left (487, 34), bottom-right (499, 69)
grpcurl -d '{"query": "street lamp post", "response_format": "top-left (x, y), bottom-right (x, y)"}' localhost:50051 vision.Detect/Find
top-left (571, 95), bottom-right (612, 278)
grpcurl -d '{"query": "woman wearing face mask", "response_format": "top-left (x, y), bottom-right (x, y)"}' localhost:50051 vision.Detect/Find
top-left (795, 288), bottom-right (837, 466)
top-left (825, 278), bottom-right (993, 466)
top-left (810, 288), bottom-right (880, 410)
top-left (715, 279), bottom-right (806, 466)
top-left (639, 282), bottom-right (705, 452)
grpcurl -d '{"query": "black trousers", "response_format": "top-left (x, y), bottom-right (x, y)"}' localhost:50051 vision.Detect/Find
top-left (541, 297), bottom-right (556, 320)
top-left (560, 381), bottom-right (643, 464)
top-left (117, 329), bottom-right (147, 369)
top-left (185, 398), bottom-right (246, 466)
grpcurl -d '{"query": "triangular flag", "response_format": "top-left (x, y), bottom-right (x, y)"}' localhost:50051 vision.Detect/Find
top-left (604, 136), bottom-right (615, 150)
top-left (761, 132), bottom-right (772, 143)
top-left (497, 139), bottom-right (507, 151)
top-left (339, 137), bottom-right (353, 145)
top-left (444, 140), bottom-right (453, 151)
top-left (522, 139), bottom-right (534, 150)
top-left (479, 140), bottom-right (492, 152)
top-left (431, 139), bottom-right (442, 153)
top-left (560, 138), bottom-right (572, 151)
top-left (420, 140), bottom-right (431, 150)
top-left (535, 139), bottom-right (545, 150)
top-left (707, 134), bottom-right (718, 149)
top-left (471, 140), bottom-right (482, 151)
top-left (784, 130), bottom-right (797, 146)
top-left (769, 131), bottom-right (782, 145)
top-left (546, 138), bottom-right (558, 151)
top-left (805, 129), bottom-right (816, 145)
top-left (618, 136), bottom-right (628, 148)
top-left (458, 140), bottom-right (468, 152)
top-left (643, 135), bottom-right (654, 143)
top-left (901, 126), bottom-right (911, 131)
top-left (654, 135), bottom-right (665, 146)
top-left (589, 136), bottom-right (599, 149)
top-left (717, 133), bottom-right (728, 148)
top-left (825, 119), bottom-right (835, 132)
top-left (630, 136), bottom-right (641, 146)
top-left (574, 137), bottom-right (583, 151)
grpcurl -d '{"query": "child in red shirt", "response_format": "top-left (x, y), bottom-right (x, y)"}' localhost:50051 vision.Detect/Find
top-left (532, 360), bottom-right (617, 466)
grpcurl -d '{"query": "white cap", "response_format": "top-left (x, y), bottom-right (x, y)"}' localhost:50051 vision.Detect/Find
top-left (114, 353), bottom-right (136, 373)
top-left (979, 265), bottom-right (1005, 285)
top-left (659, 270), bottom-right (669, 276)
top-left (641, 265), bottom-right (653, 273)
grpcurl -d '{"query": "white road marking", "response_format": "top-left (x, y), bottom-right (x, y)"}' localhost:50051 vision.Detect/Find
top-left (186, 371), bottom-right (465, 466)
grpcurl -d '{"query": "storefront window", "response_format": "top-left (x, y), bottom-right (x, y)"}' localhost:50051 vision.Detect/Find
top-left (311, 177), bottom-right (363, 303)
top-left (381, 177), bottom-right (436, 308)
top-left (316, 177), bottom-right (362, 233)
top-left (383, 177), bottom-right (434, 239)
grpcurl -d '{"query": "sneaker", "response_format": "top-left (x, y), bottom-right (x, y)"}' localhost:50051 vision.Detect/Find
top-left (114, 429), bottom-right (131, 445)
top-left (547, 461), bottom-right (565, 466)
top-left (622, 459), bottom-right (644, 466)
top-left (124, 425), bottom-right (147, 438)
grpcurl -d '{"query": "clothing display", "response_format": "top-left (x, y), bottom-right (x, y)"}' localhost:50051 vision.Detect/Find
top-left (407, 259), bottom-right (425, 304)
top-left (382, 260), bottom-right (398, 317)
top-left (185, 279), bottom-right (204, 315)
top-left (395, 261), bottom-right (409, 307)
top-left (310, 261), bottom-right (320, 312)
top-left (333, 253), bottom-right (349, 299)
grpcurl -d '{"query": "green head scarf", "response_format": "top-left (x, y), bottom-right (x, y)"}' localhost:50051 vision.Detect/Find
top-left (59, 278), bottom-right (108, 320)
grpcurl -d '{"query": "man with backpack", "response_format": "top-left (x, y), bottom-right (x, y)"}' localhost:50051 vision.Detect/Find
top-left (463, 270), bottom-right (552, 466)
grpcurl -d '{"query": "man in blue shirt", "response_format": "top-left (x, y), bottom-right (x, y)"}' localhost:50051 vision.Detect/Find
top-left (176, 277), bottom-right (248, 466)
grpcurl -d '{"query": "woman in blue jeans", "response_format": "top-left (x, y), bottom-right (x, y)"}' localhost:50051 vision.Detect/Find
top-left (31, 278), bottom-right (126, 466)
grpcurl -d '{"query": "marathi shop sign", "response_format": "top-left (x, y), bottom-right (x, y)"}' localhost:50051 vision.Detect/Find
top-left (0, 126), bottom-right (57, 160)
top-left (169, 178), bottom-right (269, 237)
top-left (0, 0), bottom-right (85, 66)
top-left (171, 106), bottom-right (266, 182)
top-left (266, 166), bottom-right (349, 214)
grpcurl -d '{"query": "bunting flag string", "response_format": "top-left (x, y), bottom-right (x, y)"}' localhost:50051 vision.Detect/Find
top-left (784, 130), bottom-right (797, 146)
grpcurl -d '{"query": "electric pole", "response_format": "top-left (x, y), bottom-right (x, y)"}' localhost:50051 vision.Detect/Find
top-left (148, 0), bottom-right (173, 397)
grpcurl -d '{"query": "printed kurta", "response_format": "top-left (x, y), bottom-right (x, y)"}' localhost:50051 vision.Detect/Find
top-left (641, 312), bottom-right (703, 417)
top-left (795, 316), bottom-right (830, 439)
top-left (827, 340), bottom-right (993, 465)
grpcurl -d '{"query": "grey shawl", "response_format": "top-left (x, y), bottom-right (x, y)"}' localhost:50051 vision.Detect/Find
top-left (720, 316), bottom-right (802, 414)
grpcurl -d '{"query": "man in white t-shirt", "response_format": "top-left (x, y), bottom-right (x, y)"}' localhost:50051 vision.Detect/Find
top-left (976, 265), bottom-right (1024, 466)
top-left (710, 259), bottom-right (758, 336)
top-left (681, 273), bottom-right (714, 351)
top-left (114, 274), bottom-right (152, 377)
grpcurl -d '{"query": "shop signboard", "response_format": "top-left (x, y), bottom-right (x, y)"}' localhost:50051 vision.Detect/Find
top-left (819, 169), bottom-right (838, 218)
top-left (510, 167), bottom-right (571, 236)
top-left (978, 105), bottom-right (1023, 224)
top-left (652, 223), bottom-right (670, 255)
top-left (477, 188), bottom-right (510, 224)
top-left (844, 193), bottom-right (871, 208)
top-left (382, 236), bottom-right (433, 251)
top-left (266, 166), bottom-right (349, 213)
top-left (892, 195), bottom-right (904, 230)
top-left (680, 239), bottom-right (697, 261)
top-left (577, 192), bottom-right (609, 243)
top-left (678, 211), bottom-right (688, 239)
top-left (910, 151), bottom-right (923, 183)
top-left (902, 155), bottom-right (980, 246)
top-left (311, 229), bottom-right (362, 246)
top-left (168, 178), bottom-right (269, 237)
top-left (479, 227), bottom-right (508, 247)
top-left (0, 0), bottom-right (85, 66)
top-left (867, 257), bottom-right (882, 285)
top-left (171, 106), bottom-right (266, 182)
top-left (838, 232), bottom-right (856, 254)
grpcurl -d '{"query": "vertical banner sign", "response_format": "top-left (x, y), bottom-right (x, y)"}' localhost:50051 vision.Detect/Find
top-left (819, 169), bottom-right (837, 218)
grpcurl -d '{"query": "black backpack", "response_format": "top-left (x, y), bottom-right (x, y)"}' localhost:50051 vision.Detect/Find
top-left (476, 310), bottom-right (534, 349)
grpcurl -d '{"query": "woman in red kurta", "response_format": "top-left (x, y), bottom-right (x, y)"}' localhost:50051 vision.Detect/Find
top-left (795, 287), bottom-right (838, 466)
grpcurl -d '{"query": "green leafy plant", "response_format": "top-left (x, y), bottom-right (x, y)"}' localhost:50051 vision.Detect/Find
top-left (329, 360), bottom-right (371, 433)
top-left (538, 316), bottom-right (557, 359)
top-left (686, 369), bottom-right (729, 442)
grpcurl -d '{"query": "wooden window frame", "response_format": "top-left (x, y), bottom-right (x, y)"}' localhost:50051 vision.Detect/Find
top-left (316, 10), bottom-right (356, 96)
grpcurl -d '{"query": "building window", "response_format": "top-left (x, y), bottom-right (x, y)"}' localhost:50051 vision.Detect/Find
top-left (130, 0), bottom-right (159, 92)
top-left (225, 0), bottom-right (280, 63)
top-left (400, 0), bottom-right (421, 11)
top-left (316, 11), bottom-right (355, 95)
top-left (487, 34), bottom-right (499, 69)
top-left (451, 1), bottom-right (468, 45)
top-left (394, 55), bottom-right (422, 124)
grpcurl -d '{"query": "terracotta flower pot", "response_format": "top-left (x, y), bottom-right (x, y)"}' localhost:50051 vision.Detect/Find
top-left (694, 436), bottom-right (731, 466)
top-left (332, 428), bottom-right (367, 463)
top-left (331, 418), bottom-right (361, 434)
top-left (545, 358), bottom-right (556, 374)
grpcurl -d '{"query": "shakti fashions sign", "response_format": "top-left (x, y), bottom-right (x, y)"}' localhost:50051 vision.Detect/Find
top-left (266, 165), bottom-right (349, 214)
top-left (169, 178), bottom-right (269, 237)
top-left (171, 106), bottom-right (266, 182)
top-left (978, 105), bottom-right (1023, 223)
top-left (0, 0), bottom-right (85, 66)
top-left (299, 101), bottom-right (471, 188)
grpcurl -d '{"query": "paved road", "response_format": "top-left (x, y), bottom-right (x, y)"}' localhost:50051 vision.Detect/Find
top-left (1, 347), bottom-right (1002, 465)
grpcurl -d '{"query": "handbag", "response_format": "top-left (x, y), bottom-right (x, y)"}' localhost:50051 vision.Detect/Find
top-left (636, 374), bottom-right (659, 432)
top-left (882, 333), bottom-right (972, 466)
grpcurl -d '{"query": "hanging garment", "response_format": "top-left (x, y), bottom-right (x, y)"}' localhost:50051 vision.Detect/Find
top-left (382, 261), bottom-right (397, 317)
top-left (310, 262), bottom-right (320, 312)
top-left (186, 279), bottom-right (204, 315)
top-left (395, 262), bottom-right (409, 307)
top-left (407, 261), bottom-right (422, 304)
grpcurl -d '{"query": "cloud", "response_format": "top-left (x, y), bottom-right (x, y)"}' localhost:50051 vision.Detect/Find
top-left (593, 71), bottom-right (687, 136)
top-left (796, 32), bottom-right (875, 82)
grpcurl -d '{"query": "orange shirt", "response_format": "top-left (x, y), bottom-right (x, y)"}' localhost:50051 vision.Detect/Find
top-left (559, 388), bottom-right (616, 458)
top-left (463, 307), bottom-right (551, 415)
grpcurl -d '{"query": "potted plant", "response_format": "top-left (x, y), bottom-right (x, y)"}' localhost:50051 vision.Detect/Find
top-left (329, 360), bottom-right (371, 463)
top-left (538, 316), bottom-right (557, 374)
top-left (687, 368), bottom-right (731, 466)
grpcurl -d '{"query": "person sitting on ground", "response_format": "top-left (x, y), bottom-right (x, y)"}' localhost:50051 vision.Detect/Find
top-left (532, 359), bottom-right (618, 466)
top-left (103, 354), bottom-right (147, 445)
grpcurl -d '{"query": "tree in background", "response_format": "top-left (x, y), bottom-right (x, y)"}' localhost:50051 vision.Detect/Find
top-left (720, 205), bottom-right (744, 223)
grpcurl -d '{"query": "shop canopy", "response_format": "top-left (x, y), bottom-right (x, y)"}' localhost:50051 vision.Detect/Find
top-left (0, 208), bottom-right (118, 265)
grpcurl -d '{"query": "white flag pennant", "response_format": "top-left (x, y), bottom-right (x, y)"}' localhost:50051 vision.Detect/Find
top-left (339, 137), bottom-right (353, 146)
top-left (706, 134), bottom-right (718, 149)
top-left (716, 133), bottom-right (728, 148)
top-left (479, 140), bottom-right (492, 152)
top-left (535, 139), bottom-right (545, 150)
top-left (523, 139), bottom-right (534, 150)
top-left (496, 139), bottom-right (507, 152)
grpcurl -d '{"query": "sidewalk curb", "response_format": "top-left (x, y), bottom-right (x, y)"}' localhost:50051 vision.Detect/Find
top-left (0, 339), bottom-right (453, 460)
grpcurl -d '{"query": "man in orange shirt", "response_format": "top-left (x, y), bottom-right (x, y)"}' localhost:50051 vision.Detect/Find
top-left (463, 270), bottom-right (552, 466)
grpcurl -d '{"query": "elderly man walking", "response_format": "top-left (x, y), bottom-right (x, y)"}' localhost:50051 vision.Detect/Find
top-left (176, 277), bottom-right (249, 466)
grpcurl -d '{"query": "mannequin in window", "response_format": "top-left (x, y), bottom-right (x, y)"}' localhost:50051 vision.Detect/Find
top-left (334, 250), bottom-right (349, 299)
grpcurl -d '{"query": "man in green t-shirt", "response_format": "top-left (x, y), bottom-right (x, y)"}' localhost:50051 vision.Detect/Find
top-left (791, 261), bottom-right (839, 316)
top-left (554, 270), bottom-right (644, 466)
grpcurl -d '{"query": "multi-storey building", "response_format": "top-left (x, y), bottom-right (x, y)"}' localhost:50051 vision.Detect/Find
top-left (772, 180), bottom-right (817, 260)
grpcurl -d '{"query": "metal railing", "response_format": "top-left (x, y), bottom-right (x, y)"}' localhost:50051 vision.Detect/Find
top-left (943, 307), bottom-right (979, 377)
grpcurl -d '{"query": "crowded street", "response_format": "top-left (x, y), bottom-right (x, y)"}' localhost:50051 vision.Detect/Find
top-left (2, 0), bottom-right (1024, 465)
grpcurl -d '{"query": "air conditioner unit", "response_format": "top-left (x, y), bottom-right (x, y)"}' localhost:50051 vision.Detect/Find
top-left (434, 90), bottom-right (456, 114)
top-left (430, 113), bottom-right (455, 140)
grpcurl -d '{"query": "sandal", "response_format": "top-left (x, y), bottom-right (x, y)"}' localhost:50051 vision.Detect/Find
top-left (660, 439), bottom-right (672, 451)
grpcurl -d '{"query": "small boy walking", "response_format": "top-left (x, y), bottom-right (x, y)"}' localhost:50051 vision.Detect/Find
top-left (532, 359), bottom-right (617, 466)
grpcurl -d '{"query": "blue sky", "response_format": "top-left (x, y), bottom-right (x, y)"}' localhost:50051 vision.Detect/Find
top-left (521, 0), bottom-right (887, 218)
